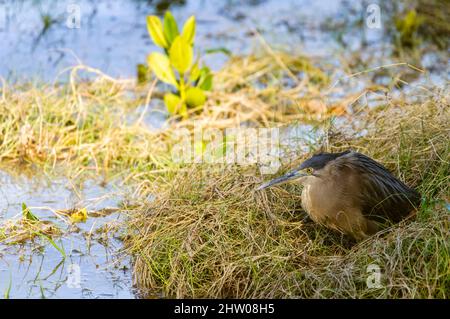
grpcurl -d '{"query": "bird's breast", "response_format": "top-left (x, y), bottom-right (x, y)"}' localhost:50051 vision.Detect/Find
top-left (301, 180), bottom-right (333, 224)
top-left (301, 184), bottom-right (314, 216)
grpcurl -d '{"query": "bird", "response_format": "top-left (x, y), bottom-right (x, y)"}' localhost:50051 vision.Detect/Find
top-left (256, 150), bottom-right (421, 241)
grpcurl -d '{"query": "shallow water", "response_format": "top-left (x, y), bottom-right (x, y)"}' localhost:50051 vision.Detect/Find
top-left (0, 170), bottom-right (135, 298)
top-left (0, 0), bottom-right (404, 82)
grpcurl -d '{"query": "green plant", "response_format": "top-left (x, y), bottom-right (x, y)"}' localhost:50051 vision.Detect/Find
top-left (395, 9), bottom-right (424, 49)
top-left (4, 273), bottom-right (11, 299)
top-left (146, 11), bottom-right (213, 117)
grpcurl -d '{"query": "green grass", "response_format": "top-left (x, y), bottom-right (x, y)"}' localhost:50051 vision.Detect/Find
top-left (4, 273), bottom-right (12, 299)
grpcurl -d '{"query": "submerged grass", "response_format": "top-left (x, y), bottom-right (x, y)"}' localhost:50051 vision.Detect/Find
top-left (0, 47), bottom-right (448, 298)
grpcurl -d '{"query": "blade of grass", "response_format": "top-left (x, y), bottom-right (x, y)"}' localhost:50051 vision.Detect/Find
top-left (4, 273), bottom-right (12, 299)
top-left (36, 232), bottom-right (66, 258)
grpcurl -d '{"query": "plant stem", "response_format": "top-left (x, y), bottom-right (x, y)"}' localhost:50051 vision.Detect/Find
top-left (179, 73), bottom-right (186, 101)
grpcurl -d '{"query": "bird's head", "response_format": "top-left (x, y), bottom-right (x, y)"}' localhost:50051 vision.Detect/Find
top-left (256, 151), bottom-right (350, 191)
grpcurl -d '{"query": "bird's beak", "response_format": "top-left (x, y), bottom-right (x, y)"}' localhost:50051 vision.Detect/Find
top-left (256, 170), bottom-right (307, 191)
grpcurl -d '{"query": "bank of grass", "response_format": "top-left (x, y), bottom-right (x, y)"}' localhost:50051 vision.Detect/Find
top-left (125, 94), bottom-right (449, 298)
top-left (0, 50), bottom-right (448, 298)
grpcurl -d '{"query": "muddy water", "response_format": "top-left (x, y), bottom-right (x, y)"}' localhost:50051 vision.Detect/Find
top-left (0, 170), bottom-right (135, 298)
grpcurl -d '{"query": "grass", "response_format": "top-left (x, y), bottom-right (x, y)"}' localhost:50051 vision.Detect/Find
top-left (0, 48), bottom-right (448, 298)
top-left (0, 208), bottom-right (62, 246)
top-left (124, 94), bottom-right (449, 298)
top-left (0, 51), bottom-right (334, 181)
top-left (3, 273), bottom-right (12, 299)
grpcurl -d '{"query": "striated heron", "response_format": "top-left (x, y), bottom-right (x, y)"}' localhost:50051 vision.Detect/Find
top-left (257, 150), bottom-right (421, 241)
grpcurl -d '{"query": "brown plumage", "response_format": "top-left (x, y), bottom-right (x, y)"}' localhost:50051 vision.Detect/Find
top-left (257, 151), bottom-right (421, 240)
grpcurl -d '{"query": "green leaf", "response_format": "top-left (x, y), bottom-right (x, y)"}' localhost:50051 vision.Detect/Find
top-left (179, 103), bottom-right (188, 118)
top-left (22, 203), bottom-right (39, 222)
top-left (169, 36), bottom-right (193, 74)
top-left (198, 67), bottom-right (213, 91)
top-left (181, 16), bottom-right (196, 45)
top-left (185, 87), bottom-right (206, 107)
top-left (163, 11), bottom-right (179, 46)
top-left (189, 62), bottom-right (201, 83)
top-left (147, 15), bottom-right (168, 48)
top-left (147, 52), bottom-right (178, 87)
top-left (164, 93), bottom-right (183, 114)
top-left (198, 74), bottom-right (213, 91)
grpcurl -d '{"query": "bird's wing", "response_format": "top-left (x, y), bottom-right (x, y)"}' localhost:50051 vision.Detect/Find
top-left (333, 152), bottom-right (421, 222)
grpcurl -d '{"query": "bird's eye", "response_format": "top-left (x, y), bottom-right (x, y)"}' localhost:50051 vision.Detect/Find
top-left (306, 167), bottom-right (314, 174)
